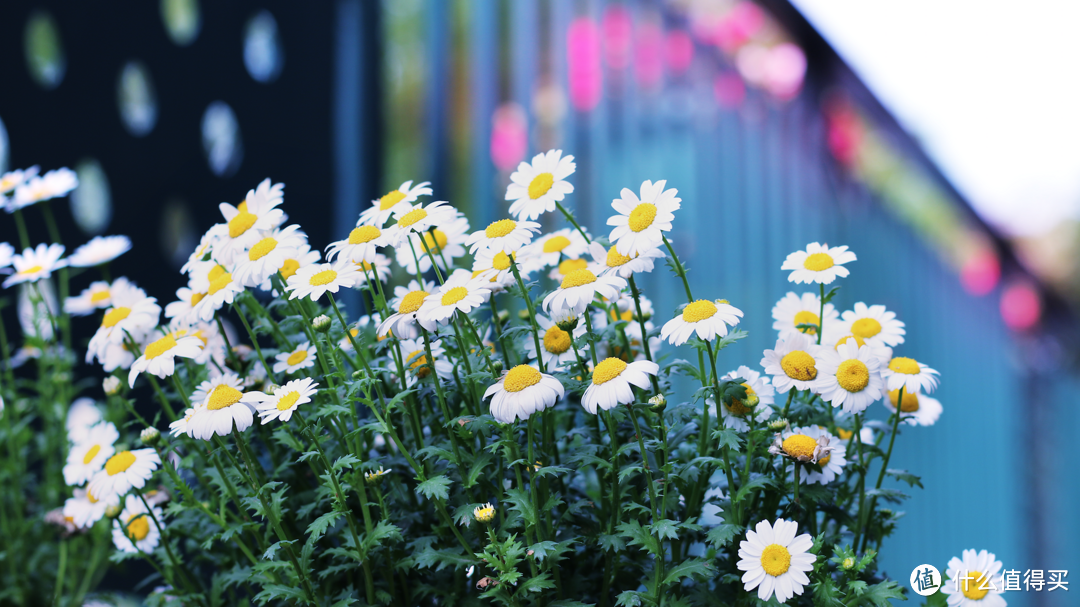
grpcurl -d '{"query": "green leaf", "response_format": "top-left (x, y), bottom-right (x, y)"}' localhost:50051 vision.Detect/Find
top-left (597, 533), bottom-right (626, 554)
top-left (306, 511), bottom-right (343, 542)
top-left (466, 452), bottom-right (494, 488)
top-left (616, 520), bottom-right (661, 556)
top-left (712, 428), bottom-right (743, 451)
top-left (886, 469), bottom-right (924, 488)
top-left (705, 524), bottom-right (742, 549)
top-left (865, 488), bottom-right (910, 503)
top-left (849, 580), bottom-right (907, 606)
top-left (661, 559), bottom-right (713, 585)
top-left (262, 540), bottom-right (296, 561)
top-left (253, 584), bottom-right (307, 603)
top-left (504, 488), bottom-right (539, 527)
top-left (647, 519), bottom-right (680, 541)
top-left (360, 520), bottom-right (403, 554)
top-left (333, 454), bottom-right (361, 471)
top-left (416, 475), bottom-right (452, 502)
top-left (734, 476), bottom-right (776, 505)
top-left (615, 590), bottom-right (644, 607)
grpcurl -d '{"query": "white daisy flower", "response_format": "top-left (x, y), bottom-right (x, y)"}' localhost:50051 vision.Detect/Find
top-left (943, 549), bottom-right (1007, 607)
top-left (398, 337), bottom-right (454, 387)
top-left (416, 269), bottom-right (492, 331)
top-left (839, 302), bottom-right (905, 347)
top-left (66, 397), bottom-right (104, 443)
top-left (191, 372), bottom-right (243, 404)
top-left (464, 218), bottom-right (542, 256)
top-left (63, 486), bottom-right (119, 529)
top-left (87, 448), bottom-right (160, 499)
top-left (286, 259), bottom-right (359, 302)
top-left (64, 280), bottom-right (114, 316)
top-left (831, 335), bottom-right (893, 368)
top-left (814, 340), bottom-right (884, 414)
top-left (835, 424), bottom-right (876, 446)
top-left (884, 389), bottom-right (943, 427)
top-left (359, 180), bottom-right (433, 227)
top-left (163, 286), bottom-right (206, 326)
top-left (166, 322), bottom-right (226, 367)
top-left (128, 331), bottom-right (204, 387)
top-left (63, 422), bottom-right (120, 486)
top-left (327, 224), bottom-right (390, 264)
top-left (484, 365), bottom-right (565, 424)
top-left (95, 341), bottom-right (137, 372)
top-left (0, 166), bottom-right (39, 195)
top-left (607, 180), bottom-right (681, 257)
top-left (208, 179), bottom-right (286, 266)
top-left (770, 292), bottom-right (840, 342)
top-left (546, 257), bottom-right (590, 283)
top-left (542, 269), bottom-right (626, 318)
top-left (505, 149), bottom-right (576, 221)
top-left (188, 377), bottom-right (256, 440)
top-left (760, 334), bottom-right (824, 394)
top-left (3, 243), bottom-right (67, 288)
top-left (527, 228), bottom-right (590, 268)
top-left (262, 243), bottom-right (321, 291)
top-left (181, 230), bottom-right (222, 276)
top-left (67, 235), bottom-right (131, 267)
top-left (169, 405), bottom-right (201, 437)
top-left (192, 266), bottom-right (245, 322)
top-left (0, 242), bottom-right (14, 270)
top-left (9, 168), bottom-right (78, 211)
top-left (383, 200), bottom-right (458, 246)
top-left (585, 240), bottom-right (663, 279)
top-left (394, 211), bottom-right (470, 275)
top-left (581, 357), bottom-right (658, 414)
top-left (715, 366), bottom-right (775, 432)
top-left (736, 519), bottom-right (816, 604)
top-left (785, 426), bottom-right (846, 485)
top-left (471, 249), bottom-right (521, 289)
top-left (274, 341), bottom-right (317, 375)
top-left (590, 303), bottom-right (661, 363)
top-left (350, 254), bottom-right (392, 286)
top-left (780, 243), bottom-right (857, 285)
top-left (233, 224), bottom-right (306, 288)
top-left (523, 313), bottom-right (588, 371)
top-left (111, 493), bottom-right (164, 554)
top-left (661, 299), bottom-right (743, 346)
top-left (377, 279), bottom-right (436, 340)
top-left (243, 377), bottom-right (318, 424)
top-left (881, 356), bottom-right (940, 394)
top-left (86, 287), bottom-right (161, 361)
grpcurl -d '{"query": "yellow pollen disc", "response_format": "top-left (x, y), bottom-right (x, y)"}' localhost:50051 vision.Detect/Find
top-left (542, 235), bottom-right (571, 253)
top-left (441, 286), bottom-right (469, 306)
top-left (780, 351), bottom-right (817, 381)
top-left (528, 172), bottom-right (554, 199)
top-left (20, 265), bottom-right (44, 275)
top-left (725, 383), bottom-right (756, 416)
top-left (543, 326), bottom-right (571, 354)
top-left (560, 268), bottom-right (597, 289)
top-left (606, 245), bottom-right (631, 267)
top-left (503, 365), bottom-right (542, 392)
top-left (105, 451), bottom-right (136, 475)
top-left (90, 290), bottom-right (110, 304)
top-left (760, 544), bottom-right (792, 577)
top-left (557, 258), bottom-right (588, 277)
top-left (835, 334), bottom-right (865, 349)
top-left (406, 350), bottom-right (431, 378)
top-left (208, 272), bottom-right (233, 295)
top-left (818, 454), bottom-right (832, 466)
top-left (280, 259), bottom-right (301, 279)
top-left (356, 261), bottom-right (376, 272)
top-left (888, 357), bottom-right (920, 375)
top-left (628, 203), bottom-right (657, 233)
top-left (87, 489), bottom-right (99, 504)
top-left (836, 428), bottom-right (853, 440)
top-left (889, 389), bottom-right (920, 412)
top-left (851, 318), bottom-right (882, 339)
top-left (592, 357), bottom-right (627, 385)
top-left (249, 237), bottom-right (278, 260)
top-left (228, 211), bottom-right (258, 238)
top-left (398, 290), bottom-right (428, 314)
top-left (101, 307), bottom-right (132, 328)
top-left (793, 310), bottom-right (820, 335)
top-left (803, 252), bottom-right (834, 271)
top-left (378, 189), bottom-right (407, 210)
top-left (961, 571), bottom-right (991, 600)
top-left (397, 208), bottom-right (427, 228)
top-left (682, 300), bottom-right (718, 323)
top-left (348, 225), bottom-right (381, 245)
top-left (309, 269), bottom-right (338, 286)
top-left (126, 514), bottom-right (150, 542)
top-left (144, 334), bottom-right (178, 360)
top-left (782, 434), bottom-right (816, 459)
top-left (82, 444), bottom-right (101, 465)
top-left (836, 359), bottom-right (870, 392)
top-left (208, 264), bottom-right (227, 282)
top-left (190, 291), bottom-right (206, 306)
top-left (286, 350), bottom-right (308, 366)
top-left (422, 229), bottom-right (449, 253)
top-left (277, 391), bottom-right (301, 411)
top-left (207, 385), bottom-right (243, 410)
top-left (492, 252), bottom-right (513, 271)
top-left (235, 200), bottom-right (249, 213)
top-left (485, 219), bottom-right (517, 238)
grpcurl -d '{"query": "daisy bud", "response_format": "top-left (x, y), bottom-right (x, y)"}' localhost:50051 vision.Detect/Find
top-left (140, 427), bottom-right (161, 447)
top-left (648, 394), bottom-right (666, 408)
top-left (312, 314), bottom-right (332, 333)
top-left (103, 376), bottom-right (121, 396)
top-left (517, 309), bottom-right (531, 320)
top-left (491, 359), bottom-right (504, 373)
top-left (104, 503), bottom-right (123, 519)
top-left (768, 418), bottom-right (789, 432)
top-left (496, 310), bottom-right (509, 323)
top-left (473, 502), bottom-right (496, 524)
top-left (841, 557), bottom-right (855, 570)
top-left (364, 466), bottom-right (390, 485)
top-left (555, 315), bottom-right (579, 332)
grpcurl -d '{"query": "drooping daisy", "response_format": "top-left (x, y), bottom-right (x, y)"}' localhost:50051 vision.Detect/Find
top-left (64, 280), bottom-right (114, 316)
top-left (63, 486), bottom-right (119, 529)
top-left (416, 269), bottom-right (492, 331)
top-left (542, 269), bottom-right (626, 317)
top-left (128, 331), bottom-right (204, 387)
top-left (736, 519), bottom-right (816, 604)
top-left (3, 243), bottom-right (67, 288)
top-left (607, 180), bottom-right (681, 257)
top-left (207, 179), bottom-right (286, 266)
top-left (581, 357), bottom-right (659, 414)
top-left (661, 299), bottom-right (744, 346)
top-left (398, 337), bottom-right (454, 387)
top-left (359, 180), bottom-right (433, 226)
top-left (883, 389), bottom-right (943, 427)
top-left (67, 235), bottom-right (132, 267)
top-left (715, 366), bottom-right (775, 432)
top-left (286, 259), bottom-right (359, 302)
top-left (839, 302), bottom-right (905, 347)
top-left (528, 228), bottom-right (590, 269)
top-left (523, 313), bottom-right (588, 371)
top-left (881, 356), bottom-right (940, 394)
top-left (63, 422), bottom-right (120, 486)
top-left (814, 340), bottom-right (884, 414)
top-left (484, 365), bottom-right (565, 424)
top-left (188, 377), bottom-right (256, 440)
top-left (760, 333), bottom-right (824, 394)
top-left (243, 377), bottom-right (318, 424)
top-left (586, 240), bottom-right (664, 279)
top-left (326, 224), bottom-right (390, 264)
top-left (383, 200), bottom-right (458, 246)
top-left (191, 265), bottom-right (245, 322)
top-left (505, 149), bottom-right (576, 221)
top-left (9, 168), bottom-right (78, 211)
top-left (377, 279), bottom-right (436, 339)
top-left (943, 549), bottom-right (1007, 607)
top-left (112, 493), bottom-right (164, 554)
top-left (87, 448), bottom-right (160, 498)
top-left (780, 243), bottom-right (856, 285)
top-left (0, 166), bottom-right (39, 195)
top-left (394, 211), bottom-right (470, 275)
top-left (275, 341), bottom-right (317, 375)
top-left (233, 224), bottom-right (306, 288)
top-left (464, 218), bottom-right (542, 256)
top-left (786, 426), bottom-right (846, 485)
top-left (351, 254), bottom-right (392, 286)
top-left (66, 397), bottom-right (104, 443)
top-left (770, 292), bottom-right (839, 342)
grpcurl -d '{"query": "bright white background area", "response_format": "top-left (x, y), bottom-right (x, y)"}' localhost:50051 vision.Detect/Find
top-left (791, 0), bottom-right (1080, 236)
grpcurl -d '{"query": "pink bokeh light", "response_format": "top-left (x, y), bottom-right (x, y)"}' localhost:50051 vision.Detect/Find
top-left (634, 21), bottom-right (664, 88)
top-left (960, 248), bottom-right (1001, 296)
top-left (665, 30), bottom-right (694, 74)
top-left (602, 5), bottom-right (633, 69)
top-left (490, 103), bottom-right (528, 172)
top-left (568, 17), bottom-right (603, 111)
top-left (1000, 280), bottom-right (1042, 331)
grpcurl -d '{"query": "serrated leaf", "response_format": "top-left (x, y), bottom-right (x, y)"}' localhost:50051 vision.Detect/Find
top-left (416, 475), bottom-right (452, 502)
top-left (333, 454), bottom-right (360, 471)
top-left (734, 475), bottom-right (775, 505)
top-left (865, 488), bottom-right (909, 503)
top-left (647, 519), bottom-right (680, 541)
top-left (262, 540), bottom-right (295, 561)
top-left (886, 469), bottom-right (924, 488)
top-left (307, 511), bottom-right (343, 542)
top-left (662, 559), bottom-right (713, 585)
top-left (616, 520), bottom-right (661, 556)
top-left (705, 524), bottom-right (742, 549)
top-left (712, 428), bottom-right (743, 451)
top-left (615, 590), bottom-right (644, 607)
top-left (849, 580), bottom-right (907, 606)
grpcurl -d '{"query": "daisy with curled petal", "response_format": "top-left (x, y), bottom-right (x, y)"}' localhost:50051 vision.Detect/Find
top-left (883, 389), bottom-right (942, 427)
top-left (243, 377), bottom-right (318, 424)
top-left (112, 494), bottom-right (164, 554)
top-left (66, 398), bottom-right (104, 443)
top-left (3, 243), bottom-right (67, 288)
top-left (661, 299), bottom-right (744, 346)
top-left (394, 211), bottom-right (470, 275)
top-left (785, 426), bottom-right (846, 485)
top-left (63, 422), bottom-right (119, 486)
top-left (781, 242), bottom-right (856, 285)
top-left (771, 292), bottom-right (839, 342)
top-left (233, 224), bottom-right (306, 288)
top-left (169, 405), bottom-right (201, 437)
top-left (416, 269), bottom-right (492, 331)
top-left (189, 378), bottom-right (256, 440)
top-left (943, 549), bottom-right (1006, 607)
top-left (398, 337), bottom-right (454, 387)
top-left (464, 218), bottom-right (542, 256)
top-left (523, 313), bottom-right (587, 371)
top-left (737, 519), bottom-right (816, 604)
top-left (607, 180), bottom-right (681, 257)
top-left (64, 280), bottom-right (113, 316)
top-left (350, 255), bottom-right (392, 286)
top-left (527, 228), bottom-right (589, 268)
top-left (63, 486), bottom-right (119, 529)
top-left (581, 357), bottom-right (658, 414)
top-left (67, 235), bottom-right (131, 267)
top-left (87, 448), bottom-right (160, 498)
top-left (881, 356), bottom-right (940, 394)
top-left (327, 224), bottom-right (390, 264)
top-left (839, 302), bottom-right (905, 347)
top-left (383, 200), bottom-right (458, 246)
top-left (0, 166), bottom-right (39, 195)
top-left (359, 180), bottom-right (433, 227)
top-left (209, 179), bottom-right (286, 266)
top-left (9, 168), bottom-right (78, 212)
top-left (377, 279), bottom-right (436, 339)
top-left (192, 266), bottom-right (245, 322)
top-left (542, 268), bottom-right (626, 318)
top-left (585, 240), bottom-right (663, 279)
top-left (715, 366), bottom-right (775, 433)
top-left (505, 149), bottom-right (576, 221)
top-left (814, 340), bottom-right (884, 414)
top-left (286, 259), bottom-right (358, 302)
top-left (484, 364), bottom-right (565, 424)
top-left (275, 341), bottom-right (317, 375)
top-left (261, 243), bottom-right (321, 290)
top-left (128, 331), bottom-right (204, 387)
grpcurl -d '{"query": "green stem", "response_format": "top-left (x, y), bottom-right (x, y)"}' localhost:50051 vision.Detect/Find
top-left (860, 387), bottom-right (904, 553)
top-left (231, 302), bottom-right (275, 379)
top-left (509, 256), bottom-right (546, 373)
top-left (817, 283), bottom-right (825, 345)
top-left (555, 201), bottom-right (592, 244)
top-left (52, 537), bottom-right (67, 607)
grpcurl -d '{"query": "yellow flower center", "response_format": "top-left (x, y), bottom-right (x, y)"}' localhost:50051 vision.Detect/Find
top-left (835, 334), bottom-right (866, 349)
top-left (628, 203), bottom-right (657, 233)
top-left (280, 259), bottom-right (301, 279)
top-left (503, 365), bottom-right (542, 392)
top-left (780, 351), bottom-right (817, 381)
top-left (556, 258), bottom-right (588, 277)
top-left (888, 357), bottom-right (920, 375)
top-left (560, 269), bottom-right (597, 289)
top-left (793, 310), bottom-right (820, 335)
top-left (378, 189), bottom-right (407, 210)
top-left (725, 383), bottom-right (756, 416)
top-left (406, 350), bottom-right (431, 378)
top-left (397, 208), bottom-right (427, 228)
top-left (961, 571), bottom-right (990, 601)
top-left (90, 290), bottom-right (111, 304)
top-left (782, 434), bottom-right (816, 459)
top-left (528, 172), bottom-right (554, 199)
top-left (803, 252), bottom-right (834, 271)
top-left (249, 237), bottom-right (278, 260)
top-left (606, 245), bottom-right (631, 267)
top-left (592, 357), bottom-right (627, 385)
top-left (837, 428), bottom-right (854, 440)
top-left (228, 211), bottom-right (258, 238)
top-left (422, 229), bottom-right (449, 254)
top-left (441, 286), bottom-right (469, 306)
top-left (492, 252), bottom-right (513, 271)
top-left (105, 451), bottom-right (136, 475)
top-left (286, 350), bottom-right (308, 366)
top-left (191, 292), bottom-right (207, 306)
top-left (398, 290), bottom-right (428, 314)
top-left (277, 391), bottom-right (301, 411)
top-left (309, 269), bottom-right (338, 286)
top-left (101, 307), bottom-right (132, 328)
top-left (348, 225), bottom-right (381, 245)
top-left (889, 389), bottom-right (920, 412)
top-left (818, 453), bottom-right (832, 466)
top-left (542, 235), bottom-right (571, 253)
top-left (850, 318), bottom-right (882, 339)
top-left (144, 334), bottom-right (178, 360)
top-left (87, 489), bottom-right (99, 504)
top-left (207, 264), bottom-right (227, 282)
top-left (126, 513), bottom-right (151, 542)
top-left (83, 444), bottom-right (101, 465)
top-left (543, 326), bottom-right (571, 354)
top-left (760, 544), bottom-right (792, 577)
top-left (20, 265), bottom-right (44, 275)
top-left (207, 385), bottom-right (243, 410)
top-left (836, 359), bottom-right (870, 392)
top-left (485, 219), bottom-right (517, 238)
top-left (208, 272), bottom-right (233, 295)
top-left (237, 201), bottom-right (248, 213)
top-left (682, 300), bottom-right (718, 323)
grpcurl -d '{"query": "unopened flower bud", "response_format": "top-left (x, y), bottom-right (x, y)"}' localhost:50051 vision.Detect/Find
top-left (312, 314), bottom-right (332, 333)
top-left (497, 310), bottom-right (509, 323)
top-left (140, 427), bottom-right (161, 447)
top-left (364, 467), bottom-right (390, 485)
top-left (103, 376), bottom-right (121, 396)
top-left (768, 418), bottom-right (789, 432)
top-left (517, 309), bottom-right (531, 320)
top-left (473, 502), bottom-right (496, 524)
top-left (648, 394), bottom-right (666, 408)
top-left (352, 370), bottom-right (365, 380)
top-left (555, 315), bottom-right (579, 332)
top-left (104, 503), bottom-right (123, 519)
top-left (492, 359), bottom-right (504, 373)
top-left (841, 557), bottom-right (855, 570)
